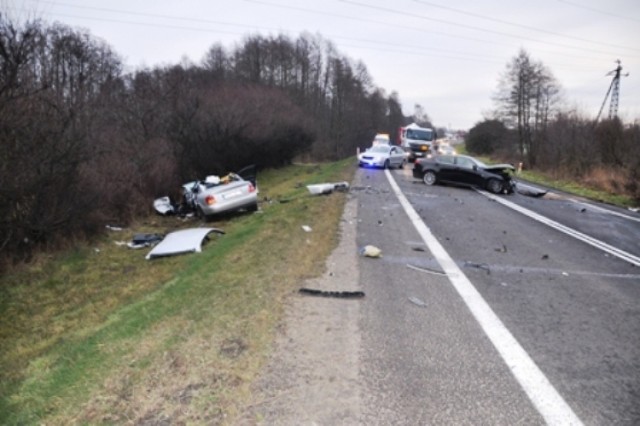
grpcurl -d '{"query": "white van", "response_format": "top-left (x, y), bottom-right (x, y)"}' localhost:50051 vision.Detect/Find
top-left (371, 133), bottom-right (391, 146)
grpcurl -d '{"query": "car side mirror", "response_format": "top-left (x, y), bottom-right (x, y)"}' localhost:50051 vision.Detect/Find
top-left (472, 165), bottom-right (478, 171)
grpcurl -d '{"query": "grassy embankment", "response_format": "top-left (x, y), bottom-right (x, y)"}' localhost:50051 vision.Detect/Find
top-left (0, 159), bottom-right (354, 425)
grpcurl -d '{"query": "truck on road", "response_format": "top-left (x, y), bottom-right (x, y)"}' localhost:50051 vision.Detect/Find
top-left (399, 123), bottom-right (437, 161)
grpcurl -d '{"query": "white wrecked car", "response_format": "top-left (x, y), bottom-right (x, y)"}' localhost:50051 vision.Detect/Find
top-left (155, 165), bottom-right (258, 218)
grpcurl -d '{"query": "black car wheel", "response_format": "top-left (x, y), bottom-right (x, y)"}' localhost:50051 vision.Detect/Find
top-left (399, 159), bottom-right (406, 169)
top-left (423, 170), bottom-right (437, 186)
top-left (487, 178), bottom-right (504, 194)
top-left (384, 159), bottom-right (390, 169)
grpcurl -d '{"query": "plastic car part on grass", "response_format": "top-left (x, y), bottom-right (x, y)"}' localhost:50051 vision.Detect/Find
top-left (128, 233), bottom-right (164, 249)
top-left (145, 227), bottom-right (225, 260)
top-left (306, 181), bottom-right (350, 195)
top-left (153, 196), bottom-right (174, 215)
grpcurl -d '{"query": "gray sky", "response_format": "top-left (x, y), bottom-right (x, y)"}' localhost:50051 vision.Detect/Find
top-left (14, 0), bottom-right (640, 130)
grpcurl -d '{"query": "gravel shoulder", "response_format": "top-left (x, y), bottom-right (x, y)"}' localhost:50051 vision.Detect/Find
top-left (238, 194), bottom-right (363, 425)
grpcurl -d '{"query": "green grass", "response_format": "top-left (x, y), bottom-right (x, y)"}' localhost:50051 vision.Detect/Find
top-left (0, 159), bottom-right (355, 425)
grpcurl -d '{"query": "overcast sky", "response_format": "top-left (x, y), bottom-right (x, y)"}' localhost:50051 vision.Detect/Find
top-left (12, 0), bottom-right (640, 130)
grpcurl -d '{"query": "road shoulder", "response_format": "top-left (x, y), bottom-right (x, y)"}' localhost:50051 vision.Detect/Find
top-left (238, 194), bottom-right (363, 425)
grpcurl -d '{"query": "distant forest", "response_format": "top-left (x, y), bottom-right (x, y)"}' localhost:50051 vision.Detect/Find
top-left (0, 15), bottom-right (413, 263)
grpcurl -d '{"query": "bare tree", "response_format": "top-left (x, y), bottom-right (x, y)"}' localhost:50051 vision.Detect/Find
top-left (494, 49), bottom-right (561, 166)
top-left (412, 103), bottom-right (433, 127)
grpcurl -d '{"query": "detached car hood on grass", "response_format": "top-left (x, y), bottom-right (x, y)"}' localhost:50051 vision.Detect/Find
top-left (146, 227), bottom-right (224, 260)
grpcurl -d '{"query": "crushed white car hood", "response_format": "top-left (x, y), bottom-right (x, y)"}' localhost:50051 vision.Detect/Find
top-left (153, 196), bottom-right (174, 215)
top-left (146, 227), bottom-right (224, 260)
top-left (306, 181), bottom-right (350, 195)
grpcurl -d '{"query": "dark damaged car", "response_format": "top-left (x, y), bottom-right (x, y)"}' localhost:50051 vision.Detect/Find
top-left (413, 154), bottom-right (516, 194)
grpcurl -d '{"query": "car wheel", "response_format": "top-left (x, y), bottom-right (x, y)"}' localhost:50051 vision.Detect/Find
top-left (384, 159), bottom-right (390, 169)
top-left (248, 202), bottom-right (259, 212)
top-left (423, 171), bottom-right (437, 186)
top-left (399, 159), bottom-right (406, 169)
top-left (487, 178), bottom-right (504, 194)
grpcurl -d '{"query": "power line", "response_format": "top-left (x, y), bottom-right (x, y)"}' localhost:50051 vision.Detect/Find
top-left (24, 0), bottom-right (640, 61)
top-left (557, 0), bottom-right (640, 24)
top-left (15, 0), bottom-right (638, 79)
top-left (251, 0), bottom-right (639, 60)
top-left (24, 0), bottom-right (271, 32)
top-left (412, 0), bottom-right (640, 52)
top-left (340, 0), bottom-right (640, 56)
top-left (28, 8), bottom-right (616, 73)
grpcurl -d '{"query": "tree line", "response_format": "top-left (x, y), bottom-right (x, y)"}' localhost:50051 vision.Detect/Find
top-left (467, 49), bottom-right (639, 201)
top-left (0, 15), bottom-right (409, 266)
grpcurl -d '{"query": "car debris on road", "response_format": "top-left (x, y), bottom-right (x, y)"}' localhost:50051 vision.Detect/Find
top-left (360, 245), bottom-right (382, 258)
top-left (299, 288), bottom-right (365, 299)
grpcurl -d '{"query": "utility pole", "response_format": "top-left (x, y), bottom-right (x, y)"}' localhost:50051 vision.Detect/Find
top-left (595, 60), bottom-right (629, 122)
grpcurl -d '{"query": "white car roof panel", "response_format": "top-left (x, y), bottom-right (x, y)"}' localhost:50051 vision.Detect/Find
top-left (146, 227), bottom-right (224, 260)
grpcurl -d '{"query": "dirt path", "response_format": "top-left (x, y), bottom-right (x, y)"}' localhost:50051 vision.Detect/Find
top-left (238, 194), bottom-right (363, 425)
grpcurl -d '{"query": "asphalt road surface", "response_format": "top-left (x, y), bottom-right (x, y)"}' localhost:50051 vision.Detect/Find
top-left (354, 166), bottom-right (640, 425)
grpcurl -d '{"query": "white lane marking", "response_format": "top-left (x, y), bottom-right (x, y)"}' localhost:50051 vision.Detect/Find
top-left (385, 170), bottom-right (583, 426)
top-left (477, 190), bottom-right (640, 267)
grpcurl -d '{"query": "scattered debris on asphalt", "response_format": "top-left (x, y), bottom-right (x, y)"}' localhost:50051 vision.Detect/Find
top-left (299, 288), bottom-right (365, 298)
top-left (464, 261), bottom-right (491, 274)
top-left (360, 245), bottom-right (382, 258)
top-left (412, 247), bottom-right (426, 252)
top-left (406, 264), bottom-right (446, 276)
top-left (106, 225), bottom-right (124, 231)
top-left (408, 296), bottom-right (427, 307)
top-left (494, 244), bottom-right (508, 253)
top-left (516, 183), bottom-right (548, 198)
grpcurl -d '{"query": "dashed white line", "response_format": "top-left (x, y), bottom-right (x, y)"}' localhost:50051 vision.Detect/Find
top-left (385, 169), bottom-right (584, 426)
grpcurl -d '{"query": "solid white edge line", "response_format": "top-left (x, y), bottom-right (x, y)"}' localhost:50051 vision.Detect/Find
top-left (477, 190), bottom-right (640, 267)
top-left (385, 170), bottom-right (584, 426)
